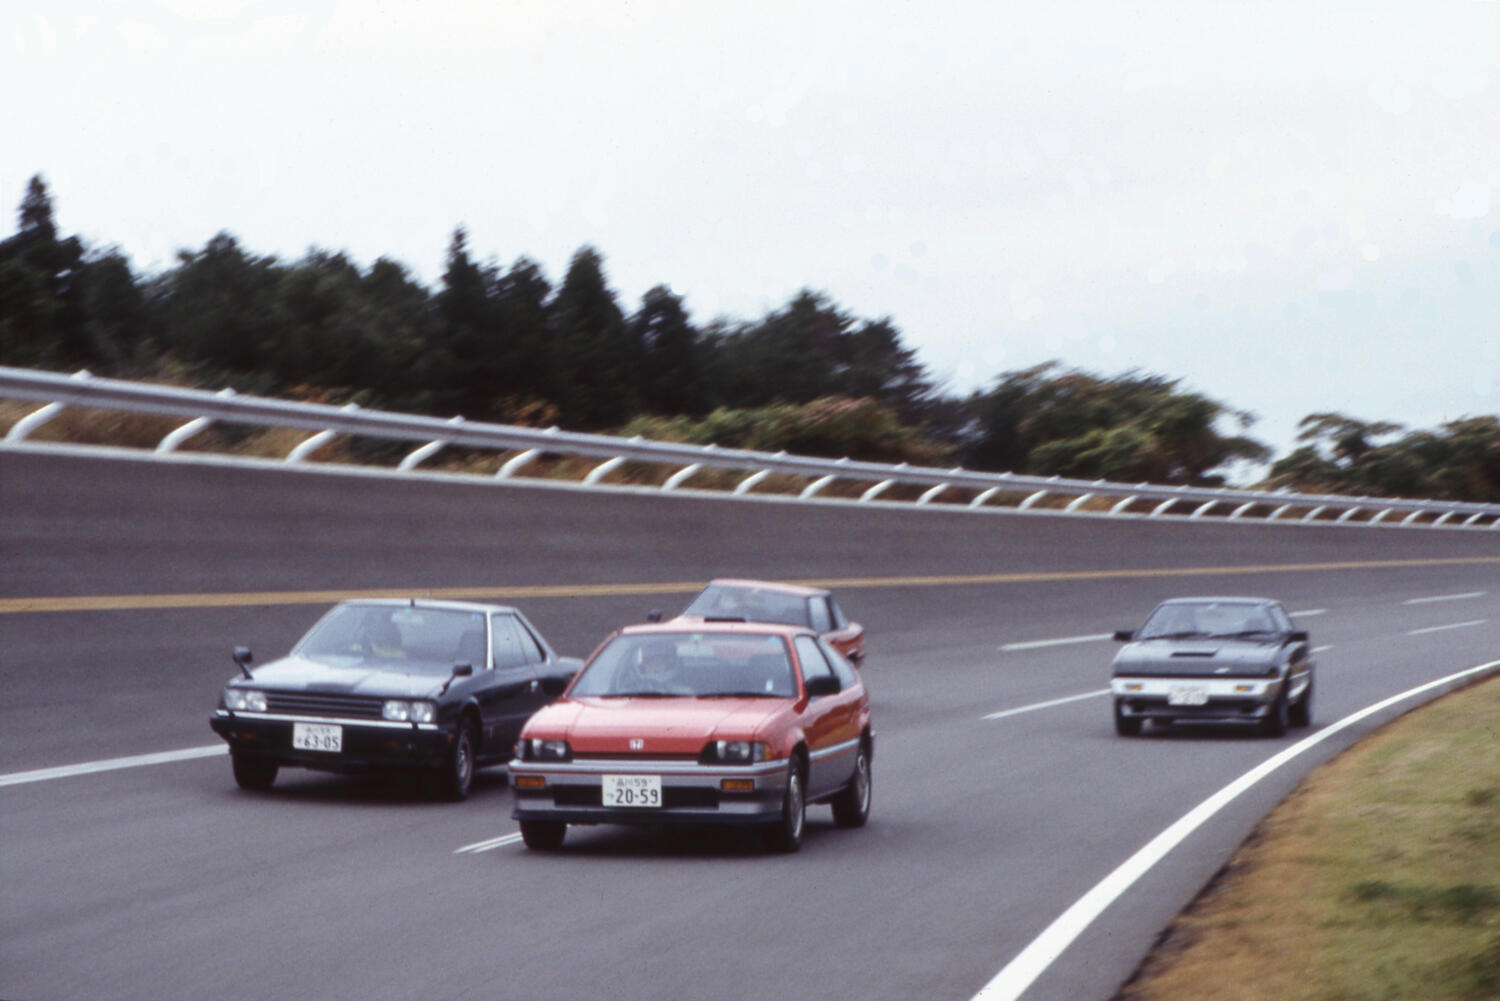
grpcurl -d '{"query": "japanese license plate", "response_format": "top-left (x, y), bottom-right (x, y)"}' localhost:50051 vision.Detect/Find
top-left (603, 774), bottom-right (662, 808)
top-left (1168, 684), bottom-right (1209, 706)
top-left (292, 722), bottom-right (342, 752)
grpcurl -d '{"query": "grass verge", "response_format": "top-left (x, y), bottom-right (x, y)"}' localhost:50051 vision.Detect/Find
top-left (1117, 671), bottom-right (1500, 1001)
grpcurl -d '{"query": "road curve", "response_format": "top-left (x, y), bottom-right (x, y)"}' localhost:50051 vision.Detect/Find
top-left (3, 450), bottom-right (1498, 1001)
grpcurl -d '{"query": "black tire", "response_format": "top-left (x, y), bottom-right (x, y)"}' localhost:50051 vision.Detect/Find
top-left (520, 820), bottom-right (566, 851)
top-left (1114, 700), bottom-right (1143, 736)
top-left (439, 718), bottom-right (477, 801)
top-left (1261, 689), bottom-right (1289, 737)
top-left (231, 752), bottom-right (278, 792)
top-left (1289, 677), bottom-right (1314, 728)
top-left (763, 758), bottom-right (807, 853)
top-left (831, 741), bottom-right (872, 829)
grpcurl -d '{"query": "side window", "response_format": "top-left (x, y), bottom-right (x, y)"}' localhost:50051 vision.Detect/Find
top-left (808, 598), bottom-right (833, 633)
top-left (513, 618), bottom-right (546, 664)
top-left (794, 635), bottom-right (837, 693)
top-left (490, 615), bottom-right (528, 670)
top-left (817, 638), bottom-right (858, 689)
top-left (828, 599), bottom-right (848, 629)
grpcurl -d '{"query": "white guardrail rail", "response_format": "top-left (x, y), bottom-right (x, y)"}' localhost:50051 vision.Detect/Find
top-left (3, 366), bottom-right (1499, 529)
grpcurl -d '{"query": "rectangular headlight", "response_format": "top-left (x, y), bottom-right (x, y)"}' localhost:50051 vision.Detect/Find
top-left (709, 740), bottom-right (769, 763)
top-left (526, 738), bottom-right (571, 761)
top-left (224, 688), bottom-right (267, 712)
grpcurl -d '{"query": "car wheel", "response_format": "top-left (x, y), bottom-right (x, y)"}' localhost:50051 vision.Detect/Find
top-left (1289, 677), bottom-right (1314, 728)
top-left (231, 752), bottom-right (278, 792)
top-left (764, 758), bottom-right (806, 853)
top-left (1261, 689), bottom-right (1290, 737)
top-left (831, 740), bottom-right (872, 829)
top-left (1113, 700), bottom-right (1143, 736)
top-left (520, 820), bottom-right (566, 851)
top-left (439, 719), bottom-right (477, 801)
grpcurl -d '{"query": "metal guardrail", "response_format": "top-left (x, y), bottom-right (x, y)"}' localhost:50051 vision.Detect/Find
top-left (3, 366), bottom-right (1498, 529)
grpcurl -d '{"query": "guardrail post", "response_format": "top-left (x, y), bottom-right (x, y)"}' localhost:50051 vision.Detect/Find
top-left (4, 369), bottom-right (90, 443)
top-left (155, 388), bottom-right (236, 453)
top-left (285, 403), bottom-right (361, 463)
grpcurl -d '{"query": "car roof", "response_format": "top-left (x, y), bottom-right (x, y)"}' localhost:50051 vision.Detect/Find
top-left (704, 578), bottom-right (830, 598)
top-left (1158, 596), bottom-right (1276, 606)
top-left (619, 619), bottom-right (816, 640)
top-left (336, 597), bottom-right (522, 615)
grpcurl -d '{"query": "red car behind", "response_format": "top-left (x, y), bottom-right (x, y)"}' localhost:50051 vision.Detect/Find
top-left (510, 621), bottom-right (873, 852)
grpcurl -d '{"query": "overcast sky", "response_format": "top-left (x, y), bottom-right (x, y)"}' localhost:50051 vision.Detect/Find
top-left (6, 1), bottom-right (1497, 470)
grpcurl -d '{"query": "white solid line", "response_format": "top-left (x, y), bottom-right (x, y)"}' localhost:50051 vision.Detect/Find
top-left (1312, 645), bottom-right (1334, 654)
top-left (1403, 591), bottom-right (1487, 605)
top-left (983, 690), bottom-right (1110, 720)
top-left (1407, 619), bottom-right (1488, 636)
top-left (1291, 609), bottom-right (1327, 617)
top-left (970, 657), bottom-right (1500, 1001)
top-left (1000, 634), bottom-right (1113, 652)
top-left (0, 744), bottom-right (227, 787)
top-left (455, 832), bottom-right (524, 854)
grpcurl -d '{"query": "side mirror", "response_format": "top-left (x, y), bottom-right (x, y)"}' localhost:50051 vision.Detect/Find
top-left (233, 646), bottom-right (254, 678)
top-left (647, 609), bottom-right (663, 623)
top-left (440, 662), bottom-right (474, 696)
top-left (1112, 630), bottom-right (1134, 642)
top-left (541, 673), bottom-right (574, 696)
top-left (804, 675), bottom-right (841, 698)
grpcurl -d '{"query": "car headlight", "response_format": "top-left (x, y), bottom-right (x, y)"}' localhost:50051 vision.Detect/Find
top-left (704, 740), bottom-right (769, 764)
top-left (382, 699), bottom-right (437, 723)
top-left (223, 688), bottom-right (267, 712)
top-left (522, 738), bottom-right (571, 761)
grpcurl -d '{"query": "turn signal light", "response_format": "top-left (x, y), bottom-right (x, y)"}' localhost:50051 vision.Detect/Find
top-left (720, 778), bottom-right (755, 793)
top-left (513, 775), bottom-right (547, 789)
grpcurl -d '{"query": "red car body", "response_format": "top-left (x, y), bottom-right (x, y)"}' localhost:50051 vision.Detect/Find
top-left (670, 578), bottom-right (866, 665)
top-left (510, 621), bottom-right (873, 852)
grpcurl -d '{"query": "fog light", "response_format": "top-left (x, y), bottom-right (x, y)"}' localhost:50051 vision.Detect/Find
top-left (720, 778), bottom-right (755, 793)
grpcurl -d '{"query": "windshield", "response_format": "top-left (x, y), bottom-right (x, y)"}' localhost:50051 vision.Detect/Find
top-left (683, 584), bottom-right (810, 628)
top-left (295, 604), bottom-right (487, 674)
top-left (570, 632), bottom-right (796, 698)
top-left (1138, 602), bottom-right (1276, 640)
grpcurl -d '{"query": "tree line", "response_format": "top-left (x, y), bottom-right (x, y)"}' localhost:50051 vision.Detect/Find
top-left (2, 174), bottom-right (1495, 500)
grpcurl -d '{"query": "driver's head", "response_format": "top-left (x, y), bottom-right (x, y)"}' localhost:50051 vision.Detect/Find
top-left (639, 640), bottom-right (676, 675)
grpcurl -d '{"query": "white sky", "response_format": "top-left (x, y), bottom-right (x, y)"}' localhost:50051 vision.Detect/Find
top-left (5, 0), bottom-right (1498, 470)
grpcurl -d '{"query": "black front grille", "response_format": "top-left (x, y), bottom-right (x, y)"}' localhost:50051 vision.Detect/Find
top-left (264, 692), bottom-right (385, 720)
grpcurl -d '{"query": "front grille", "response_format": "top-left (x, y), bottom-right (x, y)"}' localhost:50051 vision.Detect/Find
top-left (264, 692), bottom-right (385, 720)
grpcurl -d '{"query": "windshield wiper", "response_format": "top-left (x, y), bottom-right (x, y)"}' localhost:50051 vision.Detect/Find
top-left (697, 691), bottom-right (777, 698)
top-left (1148, 631), bottom-right (1206, 640)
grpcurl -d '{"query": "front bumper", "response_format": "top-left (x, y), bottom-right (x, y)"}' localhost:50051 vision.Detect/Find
top-left (210, 710), bottom-right (455, 773)
top-left (509, 756), bottom-right (789, 826)
top-left (1111, 676), bottom-right (1282, 724)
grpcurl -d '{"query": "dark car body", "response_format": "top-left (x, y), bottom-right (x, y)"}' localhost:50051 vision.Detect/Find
top-left (210, 599), bottom-right (582, 799)
top-left (668, 578), bottom-right (865, 665)
top-left (1109, 597), bottom-right (1315, 736)
top-left (509, 620), bottom-right (874, 852)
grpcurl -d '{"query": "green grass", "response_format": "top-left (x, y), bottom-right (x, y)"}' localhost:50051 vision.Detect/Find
top-left (1117, 672), bottom-right (1500, 1001)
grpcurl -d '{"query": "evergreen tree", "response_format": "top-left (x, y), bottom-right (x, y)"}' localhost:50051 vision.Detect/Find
top-left (549, 246), bottom-right (637, 428)
top-left (632, 285), bottom-right (705, 417)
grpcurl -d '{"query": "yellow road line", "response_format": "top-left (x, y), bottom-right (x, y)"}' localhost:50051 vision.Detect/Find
top-left (4, 555), bottom-right (1498, 615)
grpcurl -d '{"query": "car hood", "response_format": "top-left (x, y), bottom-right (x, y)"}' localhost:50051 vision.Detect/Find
top-left (523, 697), bottom-right (782, 755)
top-left (1112, 639), bottom-right (1281, 678)
top-left (234, 655), bottom-right (445, 700)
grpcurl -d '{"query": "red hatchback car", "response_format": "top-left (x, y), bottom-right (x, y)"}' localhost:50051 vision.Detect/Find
top-left (510, 621), bottom-right (873, 852)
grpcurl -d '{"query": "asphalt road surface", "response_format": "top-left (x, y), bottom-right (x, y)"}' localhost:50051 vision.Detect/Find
top-left (3, 449), bottom-right (1497, 1001)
